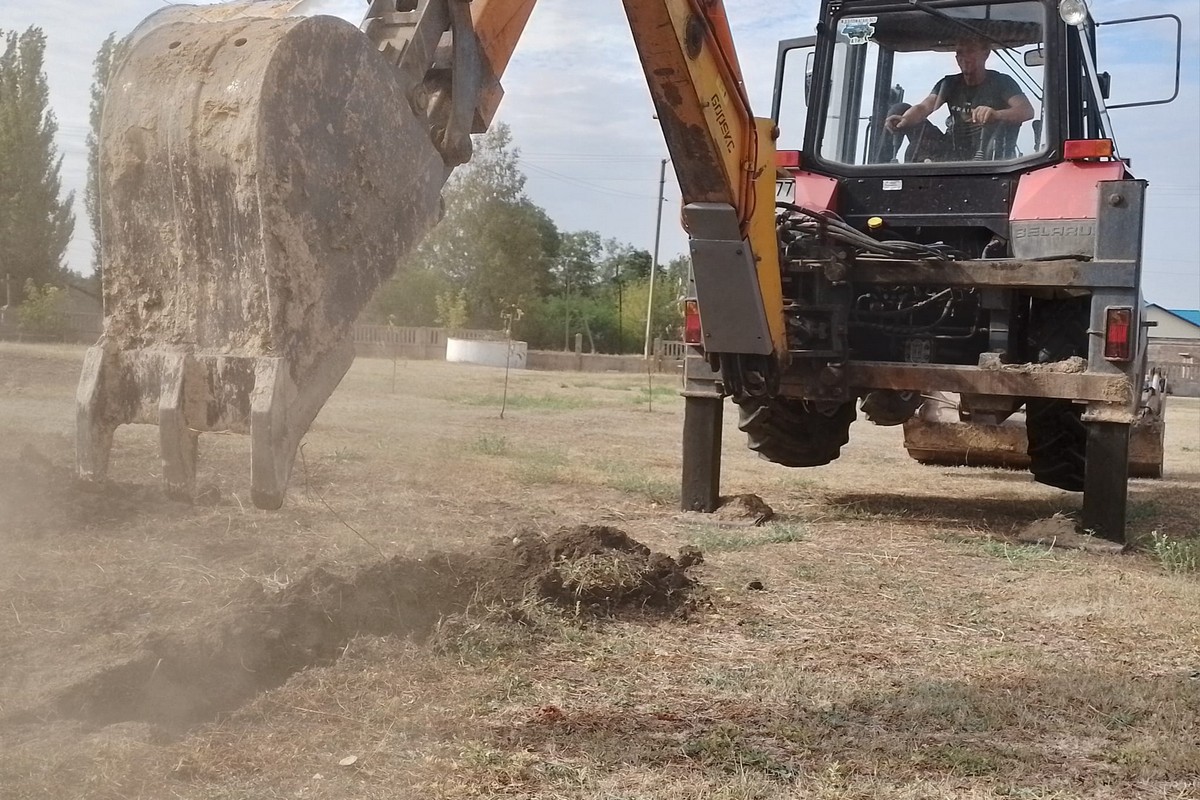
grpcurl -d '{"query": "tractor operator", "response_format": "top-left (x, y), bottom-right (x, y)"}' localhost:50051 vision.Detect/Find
top-left (883, 38), bottom-right (1035, 161)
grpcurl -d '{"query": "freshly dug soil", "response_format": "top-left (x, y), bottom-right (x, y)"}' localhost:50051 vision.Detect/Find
top-left (1016, 516), bottom-right (1126, 554)
top-left (42, 526), bottom-right (700, 731)
top-left (711, 493), bottom-right (775, 525)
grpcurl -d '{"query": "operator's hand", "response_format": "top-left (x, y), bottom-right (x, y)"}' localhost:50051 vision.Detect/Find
top-left (970, 106), bottom-right (998, 125)
top-left (885, 114), bottom-right (904, 132)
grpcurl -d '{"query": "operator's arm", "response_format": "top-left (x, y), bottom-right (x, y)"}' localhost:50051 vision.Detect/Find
top-left (885, 93), bottom-right (941, 132)
top-left (970, 92), bottom-right (1035, 125)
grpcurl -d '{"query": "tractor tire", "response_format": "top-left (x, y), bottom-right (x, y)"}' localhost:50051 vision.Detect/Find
top-left (735, 396), bottom-right (856, 468)
top-left (1025, 398), bottom-right (1086, 491)
top-left (1028, 296), bottom-right (1089, 364)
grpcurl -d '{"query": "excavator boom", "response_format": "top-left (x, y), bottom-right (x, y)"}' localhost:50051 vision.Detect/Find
top-left (79, 0), bottom-right (783, 507)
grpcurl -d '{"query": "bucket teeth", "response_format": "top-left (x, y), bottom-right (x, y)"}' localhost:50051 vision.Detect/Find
top-left (79, 13), bottom-right (445, 507)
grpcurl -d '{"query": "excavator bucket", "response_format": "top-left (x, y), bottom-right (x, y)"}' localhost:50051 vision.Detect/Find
top-left (77, 6), bottom-right (447, 508)
top-left (902, 392), bottom-right (1166, 478)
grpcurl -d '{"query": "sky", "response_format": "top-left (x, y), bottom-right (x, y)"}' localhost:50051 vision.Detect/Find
top-left (0, 0), bottom-right (1197, 307)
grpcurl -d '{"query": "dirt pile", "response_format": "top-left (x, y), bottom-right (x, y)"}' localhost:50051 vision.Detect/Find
top-left (1016, 515), bottom-right (1126, 554)
top-left (711, 494), bottom-right (775, 525)
top-left (42, 526), bottom-right (701, 731)
top-left (536, 525), bottom-right (701, 612)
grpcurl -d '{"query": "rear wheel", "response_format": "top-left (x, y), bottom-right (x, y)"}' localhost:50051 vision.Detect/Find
top-left (735, 396), bottom-right (855, 467)
top-left (1025, 297), bottom-right (1090, 491)
top-left (1025, 398), bottom-right (1086, 491)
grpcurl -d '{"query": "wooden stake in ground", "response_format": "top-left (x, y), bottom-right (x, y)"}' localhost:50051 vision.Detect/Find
top-left (646, 354), bottom-right (654, 413)
top-left (499, 305), bottom-right (522, 419)
top-left (388, 316), bottom-right (398, 394)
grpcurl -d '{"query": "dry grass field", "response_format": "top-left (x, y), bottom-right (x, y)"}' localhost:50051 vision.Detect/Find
top-left (1, 341), bottom-right (1197, 799)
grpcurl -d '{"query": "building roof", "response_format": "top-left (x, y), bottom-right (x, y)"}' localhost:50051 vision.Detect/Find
top-left (1144, 304), bottom-right (1200, 339)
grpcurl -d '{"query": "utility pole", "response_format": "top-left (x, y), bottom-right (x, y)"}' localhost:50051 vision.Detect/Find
top-left (563, 276), bottom-right (571, 351)
top-left (616, 273), bottom-right (623, 351)
top-left (644, 158), bottom-right (668, 358)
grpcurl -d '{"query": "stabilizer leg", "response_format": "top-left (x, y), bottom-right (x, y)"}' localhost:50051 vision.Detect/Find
top-left (681, 396), bottom-right (723, 512)
top-left (1082, 421), bottom-right (1131, 544)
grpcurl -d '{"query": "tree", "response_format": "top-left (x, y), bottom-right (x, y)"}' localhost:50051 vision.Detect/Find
top-left (364, 266), bottom-right (450, 326)
top-left (0, 28), bottom-right (75, 296)
top-left (404, 123), bottom-right (558, 327)
top-left (600, 239), bottom-right (652, 282)
top-left (552, 230), bottom-right (603, 295)
top-left (663, 253), bottom-right (691, 294)
top-left (85, 33), bottom-right (127, 283)
top-left (434, 288), bottom-right (469, 329)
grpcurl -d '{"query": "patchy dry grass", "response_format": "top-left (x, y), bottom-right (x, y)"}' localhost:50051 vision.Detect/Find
top-left (1, 344), bottom-right (1198, 799)
top-left (684, 522), bottom-right (807, 552)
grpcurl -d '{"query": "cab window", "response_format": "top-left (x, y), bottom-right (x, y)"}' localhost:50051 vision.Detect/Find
top-left (818, 2), bottom-right (1047, 166)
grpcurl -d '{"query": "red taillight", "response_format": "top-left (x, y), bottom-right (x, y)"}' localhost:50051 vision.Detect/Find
top-left (683, 299), bottom-right (702, 344)
top-left (1064, 139), bottom-right (1114, 160)
top-left (775, 149), bottom-right (802, 169)
top-left (1103, 306), bottom-right (1133, 361)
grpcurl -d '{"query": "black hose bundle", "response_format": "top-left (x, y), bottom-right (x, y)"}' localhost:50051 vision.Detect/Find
top-left (775, 202), bottom-right (961, 261)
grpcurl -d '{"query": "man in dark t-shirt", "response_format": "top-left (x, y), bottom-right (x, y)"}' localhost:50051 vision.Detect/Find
top-left (883, 39), bottom-right (1035, 161)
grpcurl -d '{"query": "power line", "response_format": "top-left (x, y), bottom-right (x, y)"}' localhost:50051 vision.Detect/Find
top-left (523, 152), bottom-right (666, 160)
top-left (523, 163), bottom-right (657, 200)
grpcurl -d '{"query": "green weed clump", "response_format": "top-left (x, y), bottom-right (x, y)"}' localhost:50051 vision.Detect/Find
top-left (470, 433), bottom-right (510, 456)
top-left (1149, 531), bottom-right (1200, 574)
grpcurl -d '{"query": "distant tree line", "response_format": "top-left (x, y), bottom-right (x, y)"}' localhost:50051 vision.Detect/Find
top-left (0, 26), bottom-right (74, 315)
top-left (366, 123), bottom-right (688, 352)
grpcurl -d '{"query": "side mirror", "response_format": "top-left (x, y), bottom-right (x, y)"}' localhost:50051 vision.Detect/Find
top-left (1023, 45), bottom-right (1045, 67)
top-left (1097, 13), bottom-right (1181, 110)
top-left (771, 36), bottom-right (817, 151)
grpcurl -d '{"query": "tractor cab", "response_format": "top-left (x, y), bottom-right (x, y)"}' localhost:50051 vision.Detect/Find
top-left (816, 2), bottom-right (1047, 168)
top-left (775, 0), bottom-right (1181, 179)
top-left (771, 0), bottom-right (1181, 255)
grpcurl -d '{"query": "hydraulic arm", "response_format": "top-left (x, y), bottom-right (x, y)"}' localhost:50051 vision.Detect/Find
top-left (79, 0), bottom-right (784, 507)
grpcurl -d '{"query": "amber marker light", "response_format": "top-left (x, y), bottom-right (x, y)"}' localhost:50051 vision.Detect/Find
top-left (775, 150), bottom-right (802, 169)
top-left (1063, 139), bottom-right (1114, 160)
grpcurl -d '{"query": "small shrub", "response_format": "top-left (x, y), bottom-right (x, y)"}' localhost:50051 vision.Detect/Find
top-left (17, 281), bottom-right (68, 339)
top-left (1149, 531), bottom-right (1200, 574)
